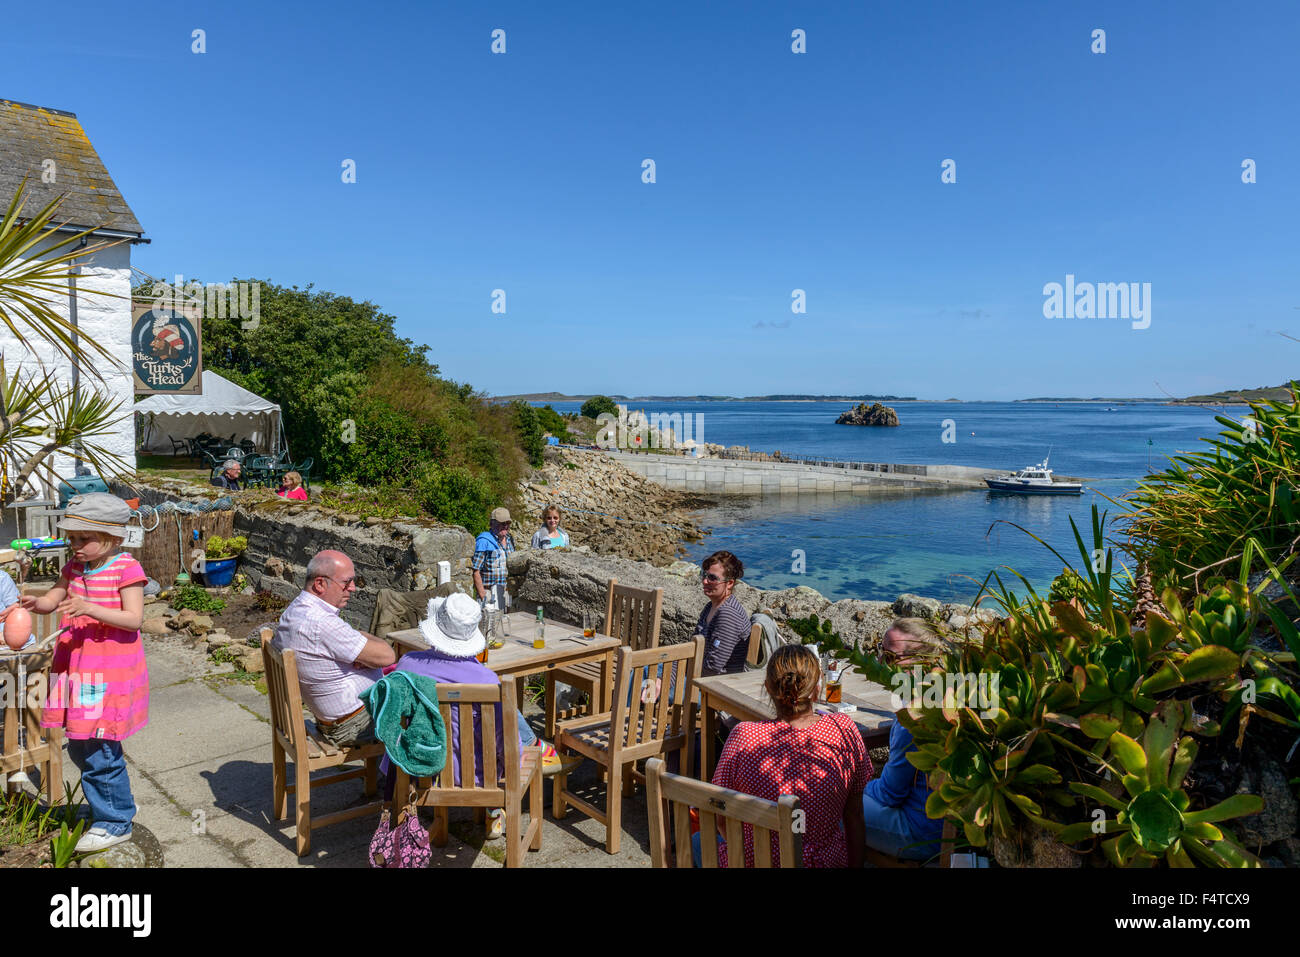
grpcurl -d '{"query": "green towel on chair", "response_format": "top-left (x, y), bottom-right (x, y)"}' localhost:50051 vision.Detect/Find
top-left (360, 671), bottom-right (447, 778)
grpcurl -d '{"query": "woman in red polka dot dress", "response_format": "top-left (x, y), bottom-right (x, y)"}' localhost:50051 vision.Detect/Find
top-left (710, 644), bottom-right (870, 867)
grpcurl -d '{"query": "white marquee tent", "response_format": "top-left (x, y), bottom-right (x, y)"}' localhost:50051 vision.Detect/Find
top-left (135, 371), bottom-right (284, 455)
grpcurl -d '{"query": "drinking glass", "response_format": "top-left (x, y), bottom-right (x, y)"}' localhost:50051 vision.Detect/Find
top-left (825, 660), bottom-right (843, 703)
top-left (582, 612), bottom-right (595, 638)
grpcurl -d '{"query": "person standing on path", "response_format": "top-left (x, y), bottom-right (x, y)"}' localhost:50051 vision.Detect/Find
top-left (22, 494), bottom-right (148, 853)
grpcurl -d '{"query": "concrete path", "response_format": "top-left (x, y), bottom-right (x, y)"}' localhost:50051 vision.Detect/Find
top-left (36, 635), bottom-right (655, 868)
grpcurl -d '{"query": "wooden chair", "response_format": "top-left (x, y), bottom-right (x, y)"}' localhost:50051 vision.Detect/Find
top-left (746, 621), bottom-right (763, 666)
top-left (645, 757), bottom-right (802, 868)
top-left (392, 680), bottom-right (543, 867)
top-left (1, 596), bottom-right (63, 803)
top-left (545, 579), bottom-right (663, 739)
top-left (261, 630), bottom-right (386, 856)
top-left (553, 637), bottom-right (704, 854)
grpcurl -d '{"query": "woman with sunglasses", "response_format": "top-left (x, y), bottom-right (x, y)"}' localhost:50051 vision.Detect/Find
top-left (695, 550), bottom-right (751, 676)
top-left (863, 618), bottom-right (951, 861)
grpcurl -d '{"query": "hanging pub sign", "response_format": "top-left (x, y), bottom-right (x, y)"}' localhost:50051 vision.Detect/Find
top-left (131, 299), bottom-right (202, 394)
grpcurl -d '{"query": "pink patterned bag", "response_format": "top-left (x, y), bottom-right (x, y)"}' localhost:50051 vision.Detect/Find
top-left (368, 791), bottom-right (431, 868)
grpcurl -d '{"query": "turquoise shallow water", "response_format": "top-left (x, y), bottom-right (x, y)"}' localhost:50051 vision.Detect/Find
top-left (542, 400), bottom-right (1238, 603)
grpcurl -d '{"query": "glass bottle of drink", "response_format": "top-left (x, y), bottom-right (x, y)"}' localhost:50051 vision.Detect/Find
top-left (533, 606), bottom-right (546, 649)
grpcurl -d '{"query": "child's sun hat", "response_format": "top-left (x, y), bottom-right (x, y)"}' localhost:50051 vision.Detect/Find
top-left (58, 492), bottom-right (132, 539)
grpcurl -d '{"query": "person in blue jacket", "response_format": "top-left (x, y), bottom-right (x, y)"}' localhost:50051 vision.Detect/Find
top-left (863, 618), bottom-right (948, 861)
top-left (472, 507), bottom-right (516, 606)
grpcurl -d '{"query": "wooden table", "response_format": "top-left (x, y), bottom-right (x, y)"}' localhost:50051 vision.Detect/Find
top-left (693, 668), bottom-right (897, 781)
top-left (388, 613), bottom-right (622, 713)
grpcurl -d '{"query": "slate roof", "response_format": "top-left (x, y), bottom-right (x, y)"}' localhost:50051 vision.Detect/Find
top-left (0, 99), bottom-right (145, 239)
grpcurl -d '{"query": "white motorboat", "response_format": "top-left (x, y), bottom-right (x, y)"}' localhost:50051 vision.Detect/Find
top-left (984, 454), bottom-right (1083, 495)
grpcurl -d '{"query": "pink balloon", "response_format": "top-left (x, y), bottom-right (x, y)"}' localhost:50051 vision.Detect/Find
top-left (4, 606), bottom-right (33, 650)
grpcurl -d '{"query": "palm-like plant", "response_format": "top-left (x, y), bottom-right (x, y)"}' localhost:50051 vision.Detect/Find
top-left (1122, 389), bottom-right (1300, 585)
top-left (1, 357), bottom-right (128, 498)
top-left (0, 182), bottom-right (132, 503)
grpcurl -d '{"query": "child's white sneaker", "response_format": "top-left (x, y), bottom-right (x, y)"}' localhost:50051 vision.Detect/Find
top-left (75, 827), bottom-right (132, 853)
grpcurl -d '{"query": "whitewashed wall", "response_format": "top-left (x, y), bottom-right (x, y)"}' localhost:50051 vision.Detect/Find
top-left (0, 236), bottom-right (136, 493)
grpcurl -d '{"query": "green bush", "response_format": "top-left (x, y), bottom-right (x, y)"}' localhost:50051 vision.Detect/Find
top-left (510, 401), bottom-right (544, 468)
top-left (579, 395), bottom-right (618, 420)
top-left (535, 405), bottom-right (570, 440)
top-left (181, 278), bottom-right (435, 474)
top-left (171, 583), bottom-right (227, 614)
top-left (411, 463), bottom-right (497, 534)
top-left (159, 277), bottom-right (535, 527)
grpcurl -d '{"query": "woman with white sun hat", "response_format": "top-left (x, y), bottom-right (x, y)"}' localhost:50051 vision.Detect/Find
top-left (393, 592), bottom-right (577, 838)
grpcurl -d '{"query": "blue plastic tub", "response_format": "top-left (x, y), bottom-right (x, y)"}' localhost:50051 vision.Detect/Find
top-left (203, 558), bottom-right (238, 587)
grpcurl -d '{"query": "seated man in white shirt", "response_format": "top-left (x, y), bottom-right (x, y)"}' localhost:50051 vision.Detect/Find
top-left (273, 549), bottom-right (396, 748)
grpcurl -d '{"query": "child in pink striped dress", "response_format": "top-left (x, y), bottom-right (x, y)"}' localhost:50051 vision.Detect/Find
top-left (21, 493), bottom-right (147, 854)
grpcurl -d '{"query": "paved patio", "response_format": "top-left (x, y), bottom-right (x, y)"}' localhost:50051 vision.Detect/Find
top-left (34, 635), bottom-right (657, 868)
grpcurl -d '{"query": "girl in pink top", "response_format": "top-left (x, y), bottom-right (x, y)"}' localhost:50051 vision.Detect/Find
top-left (710, 644), bottom-right (870, 867)
top-left (18, 493), bottom-right (147, 854)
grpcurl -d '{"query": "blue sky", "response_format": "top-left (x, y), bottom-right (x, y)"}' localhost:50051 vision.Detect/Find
top-left (5, 1), bottom-right (1298, 399)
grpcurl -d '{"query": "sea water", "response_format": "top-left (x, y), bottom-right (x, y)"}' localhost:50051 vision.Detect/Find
top-left (542, 400), bottom-right (1237, 604)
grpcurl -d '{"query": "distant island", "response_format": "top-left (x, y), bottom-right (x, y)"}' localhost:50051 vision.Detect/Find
top-left (1016, 397), bottom-right (1167, 403)
top-left (491, 393), bottom-right (917, 403)
top-left (1168, 382), bottom-right (1295, 405)
top-left (491, 383), bottom-right (1297, 405)
top-left (835, 402), bottom-right (900, 426)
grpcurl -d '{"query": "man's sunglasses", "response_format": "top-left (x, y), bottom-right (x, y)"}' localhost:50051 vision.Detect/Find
top-left (701, 572), bottom-right (731, 583)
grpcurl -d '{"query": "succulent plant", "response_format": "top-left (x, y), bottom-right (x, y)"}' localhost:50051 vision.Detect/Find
top-left (1162, 580), bottom-right (1257, 658)
top-left (1056, 700), bottom-right (1262, 867)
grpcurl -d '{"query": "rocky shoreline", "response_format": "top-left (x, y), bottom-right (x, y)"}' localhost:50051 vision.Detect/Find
top-left (517, 447), bottom-right (711, 566)
top-left (505, 546), bottom-right (998, 651)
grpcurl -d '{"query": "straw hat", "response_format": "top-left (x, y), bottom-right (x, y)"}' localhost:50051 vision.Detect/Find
top-left (417, 592), bottom-right (486, 658)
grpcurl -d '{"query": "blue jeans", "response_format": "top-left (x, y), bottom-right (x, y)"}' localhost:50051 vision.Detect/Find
top-left (691, 830), bottom-right (726, 867)
top-left (862, 791), bottom-right (940, 861)
top-left (66, 739), bottom-right (135, 837)
top-left (516, 709), bottom-right (538, 746)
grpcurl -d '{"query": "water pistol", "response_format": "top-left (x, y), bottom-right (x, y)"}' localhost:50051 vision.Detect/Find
top-left (11, 537), bottom-right (68, 552)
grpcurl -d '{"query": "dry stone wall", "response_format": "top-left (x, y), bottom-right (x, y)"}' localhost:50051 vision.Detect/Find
top-left (118, 481), bottom-right (475, 629)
